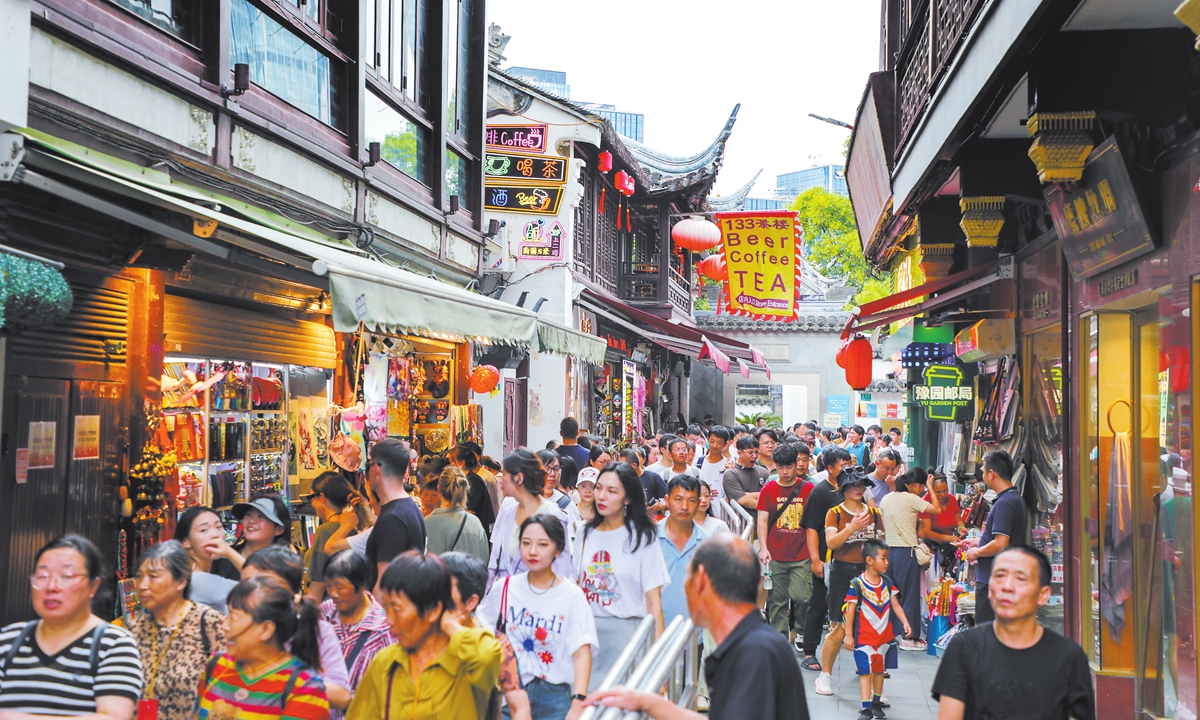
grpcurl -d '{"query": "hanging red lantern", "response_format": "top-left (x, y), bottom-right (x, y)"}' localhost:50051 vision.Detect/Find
top-left (1160, 351), bottom-right (1171, 373)
top-left (469, 365), bottom-right (500, 394)
top-left (1170, 345), bottom-right (1190, 395)
top-left (845, 336), bottom-right (873, 390)
top-left (623, 175), bottom-right (636, 196)
top-left (672, 216), bottom-right (722, 253)
top-left (698, 254), bottom-right (728, 281)
top-left (597, 151), bottom-right (613, 174)
top-left (614, 171), bottom-right (630, 196)
top-left (835, 340), bottom-right (850, 369)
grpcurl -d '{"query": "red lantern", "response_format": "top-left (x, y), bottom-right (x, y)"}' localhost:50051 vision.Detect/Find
top-left (835, 340), bottom-right (850, 369)
top-left (623, 175), bottom-right (636, 196)
top-left (672, 216), bottom-right (722, 253)
top-left (1170, 345), bottom-right (1190, 395)
top-left (845, 336), bottom-right (873, 390)
top-left (597, 151), bottom-right (613, 174)
top-left (698, 254), bottom-right (728, 281)
top-left (614, 171), bottom-right (630, 196)
top-left (469, 365), bottom-right (500, 394)
top-left (1160, 351), bottom-right (1171, 373)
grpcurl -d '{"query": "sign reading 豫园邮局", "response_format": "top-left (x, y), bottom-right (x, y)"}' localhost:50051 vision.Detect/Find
top-left (715, 211), bottom-right (802, 320)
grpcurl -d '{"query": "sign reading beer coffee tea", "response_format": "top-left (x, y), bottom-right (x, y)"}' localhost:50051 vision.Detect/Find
top-left (1044, 136), bottom-right (1158, 280)
top-left (714, 211), bottom-right (802, 320)
top-left (484, 184), bottom-right (565, 215)
top-left (485, 152), bottom-right (568, 184)
top-left (914, 364), bottom-right (974, 422)
top-left (485, 124), bottom-right (548, 153)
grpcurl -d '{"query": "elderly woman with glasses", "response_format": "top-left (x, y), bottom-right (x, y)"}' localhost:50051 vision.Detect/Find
top-left (0, 535), bottom-right (143, 719)
top-left (125, 540), bottom-right (226, 720)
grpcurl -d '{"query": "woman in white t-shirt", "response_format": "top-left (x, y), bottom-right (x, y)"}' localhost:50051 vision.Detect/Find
top-left (697, 481), bottom-right (731, 536)
top-left (573, 462), bottom-right (668, 688)
top-left (479, 515), bottom-right (597, 720)
top-left (879, 467), bottom-right (942, 648)
top-left (488, 449), bottom-right (572, 591)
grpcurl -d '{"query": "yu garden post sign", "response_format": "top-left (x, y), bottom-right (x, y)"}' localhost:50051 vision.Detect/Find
top-left (914, 364), bottom-right (974, 422)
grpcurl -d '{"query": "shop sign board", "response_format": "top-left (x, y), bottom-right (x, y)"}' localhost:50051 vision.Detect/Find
top-left (485, 152), bottom-right (567, 184)
top-left (1045, 136), bottom-right (1157, 280)
top-left (485, 185), bottom-right (564, 215)
top-left (485, 124), bottom-right (548, 153)
top-left (715, 211), bottom-right (802, 320)
top-left (517, 219), bottom-right (564, 260)
top-left (914, 364), bottom-right (974, 422)
top-left (826, 394), bottom-right (850, 427)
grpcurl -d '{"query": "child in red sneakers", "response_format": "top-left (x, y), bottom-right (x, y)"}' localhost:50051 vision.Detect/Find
top-left (844, 538), bottom-right (911, 720)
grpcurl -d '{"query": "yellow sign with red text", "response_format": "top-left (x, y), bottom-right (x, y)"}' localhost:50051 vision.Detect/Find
top-left (715, 211), bottom-right (802, 320)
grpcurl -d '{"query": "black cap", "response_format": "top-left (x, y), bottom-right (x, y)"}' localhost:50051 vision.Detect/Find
top-left (838, 468), bottom-right (876, 494)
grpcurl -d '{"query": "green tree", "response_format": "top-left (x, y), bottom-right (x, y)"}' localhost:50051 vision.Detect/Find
top-left (790, 187), bottom-right (889, 308)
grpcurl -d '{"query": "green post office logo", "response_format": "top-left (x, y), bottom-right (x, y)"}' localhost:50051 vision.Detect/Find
top-left (914, 364), bottom-right (973, 421)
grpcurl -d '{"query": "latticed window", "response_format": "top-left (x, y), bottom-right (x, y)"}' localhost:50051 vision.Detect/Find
top-left (574, 167), bottom-right (595, 277)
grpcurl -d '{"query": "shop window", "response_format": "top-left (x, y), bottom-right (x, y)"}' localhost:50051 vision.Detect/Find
top-left (230, 0), bottom-right (347, 130)
top-left (108, 0), bottom-right (202, 45)
top-left (365, 91), bottom-right (428, 184)
top-left (445, 148), bottom-right (468, 201)
top-left (1025, 328), bottom-right (1065, 635)
top-left (447, 0), bottom-right (476, 140)
top-left (368, 0), bottom-right (430, 112)
top-left (1082, 313), bottom-right (1101, 665)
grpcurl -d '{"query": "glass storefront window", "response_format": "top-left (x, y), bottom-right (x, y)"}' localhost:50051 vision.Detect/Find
top-left (1026, 328), bottom-right (1065, 635)
top-left (1083, 313), bottom-right (1101, 665)
top-left (365, 92), bottom-right (427, 183)
top-left (446, 148), bottom-right (467, 200)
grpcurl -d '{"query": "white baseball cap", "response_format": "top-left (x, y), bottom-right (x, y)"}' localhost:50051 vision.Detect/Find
top-left (577, 467), bottom-right (600, 487)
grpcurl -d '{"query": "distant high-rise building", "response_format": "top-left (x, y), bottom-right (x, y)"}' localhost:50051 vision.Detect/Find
top-left (575, 102), bottom-right (644, 142)
top-left (742, 197), bottom-right (789, 211)
top-left (776, 164), bottom-right (848, 198)
top-left (504, 67), bottom-right (570, 99)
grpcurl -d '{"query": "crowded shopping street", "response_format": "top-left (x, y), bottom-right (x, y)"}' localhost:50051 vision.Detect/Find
top-left (2, 0), bottom-right (1200, 718)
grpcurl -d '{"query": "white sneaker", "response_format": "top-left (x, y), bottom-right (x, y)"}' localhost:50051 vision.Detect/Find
top-left (815, 673), bottom-right (833, 696)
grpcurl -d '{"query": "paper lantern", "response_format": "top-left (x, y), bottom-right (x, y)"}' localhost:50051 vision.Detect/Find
top-left (672, 216), bottom-right (721, 253)
top-left (845, 336), bottom-right (873, 390)
top-left (835, 340), bottom-right (850, 369)
top-left (613, 170), bottom-right (635, 197)
top-left (698, 254), bottom-right (728, 281)
top-left (469, 365), bottom-right (500, 394)
top-left (597, 151), bottom-right (613, 174)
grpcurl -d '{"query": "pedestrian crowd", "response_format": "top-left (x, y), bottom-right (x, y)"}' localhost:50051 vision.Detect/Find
top-left (0, 417), bottom-right (1093, 720)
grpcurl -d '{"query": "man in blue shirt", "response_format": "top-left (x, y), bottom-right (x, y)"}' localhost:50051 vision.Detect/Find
top-left (658, 475), bottom-right (707, 623)
top-left (844, 425), bottom-right (869, 466)
top-left (965, 449), bottom-right (1028, 622)
top-left (556, 416), bottom-right (591, 472)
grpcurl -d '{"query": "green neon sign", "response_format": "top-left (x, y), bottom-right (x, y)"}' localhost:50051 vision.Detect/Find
top-left (914, 364), bottom-right (974, 422)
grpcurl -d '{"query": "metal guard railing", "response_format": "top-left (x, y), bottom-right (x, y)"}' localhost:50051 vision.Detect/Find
top-left (582, 616), bottom-right (703, 720)
top-left (717, 497), bottom-right (755, 543)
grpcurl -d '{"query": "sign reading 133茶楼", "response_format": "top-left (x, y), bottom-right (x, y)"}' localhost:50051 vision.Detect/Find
top-left (714, 211), bottom-right (802, 320)
top-left (914, 364), bottom-right (974, 422)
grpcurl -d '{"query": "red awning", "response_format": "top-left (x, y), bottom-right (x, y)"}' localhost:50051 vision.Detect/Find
top-left (841, 261), bottom-right (1000, 338)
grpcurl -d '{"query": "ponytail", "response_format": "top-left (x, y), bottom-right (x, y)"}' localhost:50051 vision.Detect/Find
top-left (227, 576), bottom-right (323, 670)
top-left (292, 593), bottom-right (323, 671)
top-left (438, 466), bottom-right (470, 510)
top-left (240, 546), bottom-right (323, 670)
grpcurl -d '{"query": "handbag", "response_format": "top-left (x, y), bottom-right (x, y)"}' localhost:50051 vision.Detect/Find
top-left (914, 542), bottom-right (934, 567)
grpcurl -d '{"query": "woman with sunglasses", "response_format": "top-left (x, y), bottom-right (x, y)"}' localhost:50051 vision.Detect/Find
top-left (0, 535), bottom-right (143, 719)
top-left (197, 576), bottom-right (329, 720)
top-left (126, 540), bottom-right (225, 720)
top-left (305, 472), bottom-right (359, 603)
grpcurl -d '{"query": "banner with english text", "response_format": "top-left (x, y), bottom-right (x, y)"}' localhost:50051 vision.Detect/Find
top-left (714, 211), bottom-right (802, 320)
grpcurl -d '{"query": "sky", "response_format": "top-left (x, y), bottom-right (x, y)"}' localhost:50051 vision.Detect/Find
top-left (486, 0), bottom-right (881, 199)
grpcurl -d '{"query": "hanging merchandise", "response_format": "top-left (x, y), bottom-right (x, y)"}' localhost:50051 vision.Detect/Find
top-left (1100, 416), bottom-right (1134, 642)
top-left (449, 405), bottom-right (484, 445)
top-left (973, 356), bottom-right (1020, 444)
top-left (128, 412), bottom-right (177, 543)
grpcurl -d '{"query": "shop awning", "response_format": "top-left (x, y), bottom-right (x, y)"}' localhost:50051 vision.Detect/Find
top-left (841, 261), bottom-right (1000, 337)
top-left (578, 291), bottom-right (770, 373)
top-left (10, 133), bottom-right (605, 363)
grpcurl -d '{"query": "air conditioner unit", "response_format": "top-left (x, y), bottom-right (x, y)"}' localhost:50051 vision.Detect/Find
top-left (482, 227), bottom-right (514, 273)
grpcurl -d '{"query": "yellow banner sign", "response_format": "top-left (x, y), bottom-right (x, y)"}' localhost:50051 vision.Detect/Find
top-left (715, 211), bottom-right (802, 320)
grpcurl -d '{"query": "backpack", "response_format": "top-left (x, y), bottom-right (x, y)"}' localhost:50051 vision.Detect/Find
top-left (2, 620), bottom-right (110, 684)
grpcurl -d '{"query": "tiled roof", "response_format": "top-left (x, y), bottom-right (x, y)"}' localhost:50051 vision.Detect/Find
top-left (864, 378), bottom-right (907, 393)
top-left (620, 105), bottom-right (740, 194)
top-left (694, 311), bottom-right (851, 333)
top-left (708, 169), bottom-right (762, 212)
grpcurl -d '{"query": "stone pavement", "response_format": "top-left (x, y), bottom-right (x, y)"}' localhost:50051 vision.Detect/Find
top-left (800, 644), bottom-right (943, 720)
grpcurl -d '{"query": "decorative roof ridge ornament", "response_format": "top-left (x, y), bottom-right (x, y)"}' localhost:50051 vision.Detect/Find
top-left (1027, 111), bottom-right (1095, 184)
top-left (621, 104), bottom-right (741, 174)
top-left (708, 169), bottom-right (763, 212)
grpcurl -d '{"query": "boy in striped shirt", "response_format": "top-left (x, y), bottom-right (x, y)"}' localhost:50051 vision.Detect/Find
top-left (843, 539), bottom-right (911, 720)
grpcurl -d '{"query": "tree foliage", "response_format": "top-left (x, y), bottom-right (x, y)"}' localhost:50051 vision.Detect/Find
top-left (791, 187), bottom-right (890, 307)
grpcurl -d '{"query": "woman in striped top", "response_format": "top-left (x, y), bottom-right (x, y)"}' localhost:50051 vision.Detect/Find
top-left (317, 551), bottom-right (394, 692)
top-left (0, 534), bottom-right (144, 719)
top-left (197, 576), bottom-right (329, 720)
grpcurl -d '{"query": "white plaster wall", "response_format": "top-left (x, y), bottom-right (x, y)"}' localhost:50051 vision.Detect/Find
top-left (29, 29), bottom-right (214, 154)
top-left (231, 125), bottom-right (354, 214)
top-left (365, 191), bottom-right (441, 254)
top-left (526, 351), bottom-right (568, 450)
top-left (446, 232), bottom-right (479, 270)
top-left (0, 0), bottom-right (29, 132)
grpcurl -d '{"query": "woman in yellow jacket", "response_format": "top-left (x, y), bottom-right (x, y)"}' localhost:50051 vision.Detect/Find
top-left (347, 551), bottom-right (502, 720)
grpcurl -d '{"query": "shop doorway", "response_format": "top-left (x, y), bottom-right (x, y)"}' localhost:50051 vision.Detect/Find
top-left (1081, 292), bottom-right (1193, 720)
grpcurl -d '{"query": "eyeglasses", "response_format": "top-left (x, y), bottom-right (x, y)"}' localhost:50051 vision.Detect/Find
top-left (547, 465), bottom-right (561, 473)
top-left (29, 572), bottom-right (88, 589)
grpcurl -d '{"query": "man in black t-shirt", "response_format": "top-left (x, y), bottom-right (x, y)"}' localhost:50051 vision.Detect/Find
top-left (932, 545), bottom-right (1094, 720)
top-left (797, 446), bottom-right (852, 668)
top-left (365, 439), bottom-right (427, 593)
top-left (965, 449), bottom-right (1028, 623)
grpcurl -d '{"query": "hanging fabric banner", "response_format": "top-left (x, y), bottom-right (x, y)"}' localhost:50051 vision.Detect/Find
top-left (714, 211), bottom-right (803, 321)
top-left (737, 358), bottom-right (750, 378)
top-left (697, 336), bottom-right (731, 374)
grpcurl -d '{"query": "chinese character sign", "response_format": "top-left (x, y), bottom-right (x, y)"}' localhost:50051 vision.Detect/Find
top-left (715, 211), bottom-right (802, 320)
top-left (517, 219), bottom-right (564, 260)
top-left (914, 364), bottom-right (974, 422)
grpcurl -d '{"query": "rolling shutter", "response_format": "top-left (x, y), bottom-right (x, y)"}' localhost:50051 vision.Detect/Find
top-left (164, 294), bottom-right (336, 368)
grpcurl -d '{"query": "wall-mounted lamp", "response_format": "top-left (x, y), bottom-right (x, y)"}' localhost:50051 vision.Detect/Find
top-left (364, 141), bottom-right (381, 167)
top-left (483, 218), bottom-right (504, 239)
top-left (222, 63), bottom-right (250, 98)
top-left (448, 195), bottom-right (461, 215)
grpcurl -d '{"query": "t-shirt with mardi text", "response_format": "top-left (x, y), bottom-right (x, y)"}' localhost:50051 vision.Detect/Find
top-left (477, 573), bottom-right (598, 687)
top-left (824, 504), bottom-right (886, 564)
top-left (573, 525), bottom-right (670, 619)
top-left (756, 480), bottom-right (813, 563)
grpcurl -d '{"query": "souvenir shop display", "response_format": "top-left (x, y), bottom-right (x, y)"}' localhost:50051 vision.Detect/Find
top-left (450, 405), bottom-right (483, 446)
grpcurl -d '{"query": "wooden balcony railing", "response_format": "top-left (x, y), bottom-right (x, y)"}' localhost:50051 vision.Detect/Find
top-left (896, 0), bottom-right (986, 153)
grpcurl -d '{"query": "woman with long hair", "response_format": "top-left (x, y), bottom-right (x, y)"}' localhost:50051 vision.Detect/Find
top-left (697, 481), bottom-right (731, 536)
top-left (479, 516), bottom-right (597, 720)
top-left (486, 449), bottom-right (573, 590)
top-left (574, 462), bottom-right (668, 687)
top-left (197, 576), bottom-right (329, 719)
top-left (451, 445), bottom-right (497, 533)
top-left (879, 467), bottom-right (942, 650)
top-left (425, 465), bottom-right (490, 562)
top-left (0, 535), bottom-right (143, 719)
top-left (305, 472), bottom-right (358, 603)
top-left (175, 506), bottom-right (244, 612)
top-left (126, 540), bottom-right (225, 720)
top-left (241, 546), bottom-right (352, 715)
top-left (587, 445), bottom-right (611, 470)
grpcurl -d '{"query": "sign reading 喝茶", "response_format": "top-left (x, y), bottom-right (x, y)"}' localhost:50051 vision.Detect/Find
top-left (715, 211), bottom-right (802, 320)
